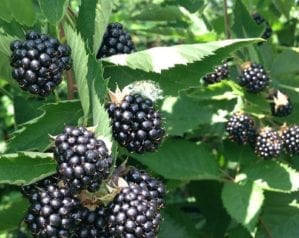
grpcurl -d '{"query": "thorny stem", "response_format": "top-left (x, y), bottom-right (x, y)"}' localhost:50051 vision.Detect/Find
top-left (223, 0), bottom-right (231, 39)
top-left (259, 218), bottom-right (272, 238)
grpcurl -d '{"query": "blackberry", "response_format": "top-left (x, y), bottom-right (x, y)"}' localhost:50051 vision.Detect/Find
top-left (10, 31), bottom-right (72, 97)
top-left (74, 206), bottom-right (109, 238)
top-left (106, 94), bottom-right (165, 153)
top-left (24, 184), bottom-right (82, 237)
top-left (269, 90), bottom-right (293, 117)
top-left (239, 62), bottom-right (269, 93)
top-left (226, 112), bottom-right (257, 145)
top-left (107, 184), bottom-right (162, 238)
top-left (255, 127), bottom-right (282, 159)
top-left (97, 23), bottom-right (135, 59)
top-left (125, 168), bottom-right (165, 207)
top-left (54, 126), bottom-right (113, 193)
top-left (202, 62), bottom-right (229, 84)
top-left (281, 125), bottom-right (299, 155)
top-left (252, 12), bottom-right (273, 40)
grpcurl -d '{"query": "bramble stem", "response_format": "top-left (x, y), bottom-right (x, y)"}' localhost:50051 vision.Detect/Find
top-left (224, 0), bottom-right (231, 39)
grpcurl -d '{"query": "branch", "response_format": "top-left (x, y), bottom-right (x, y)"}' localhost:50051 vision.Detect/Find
top-left (259, 218), bottom-right (272, 238)
top-left (223, 0), bottom-right (231, 39)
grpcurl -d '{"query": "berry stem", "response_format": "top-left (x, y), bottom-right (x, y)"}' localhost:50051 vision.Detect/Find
top-left (223, 0), bottom-right (231, 39)
top-left (259, 218), bottom-right (273, 238)
top-left (0, 87), bottom-right (13, 100)
top-left (66, 70), bottom-right (75, 100)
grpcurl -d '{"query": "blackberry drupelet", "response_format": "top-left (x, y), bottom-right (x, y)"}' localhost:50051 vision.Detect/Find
top-left (10, 31), bottom-right (72, 97)
top-left (54, 126), bottom-right (113, 193)
top-left (269, 90), bottom-right (293, 117)
top-left (202, 62), bottom-right (229, 84)
top-left (106, 94), bottom-right (165, 153)
top-left (74, 206), bottom-right (109, 238)
top-left (107, 184), bottom-right (162, 238)
top-left (226, 112), bottom-right (257, 145)
top-left (125, 168), bottom-right (165, 207)
top-left (252, 12), bottom-right (273, 40)
top-left (97, 23), bottom-right (135, 58)
top-left (255, 127), bottom-right (282, 159)
top-left (239, 62), bottom-right (269, 93)
top-left (24, 184), bottom-right (82, 238)
top-left (281, 125), bottom-right (299, 155)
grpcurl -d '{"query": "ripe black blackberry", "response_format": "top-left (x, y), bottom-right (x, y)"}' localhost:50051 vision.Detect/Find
top-left (226, 112), bottom-right (257, 145)
top-left (24, 184), bottom-right (82, 237)
top-left (106, 94), bottom-right (165, 153)
top-left (269, 90), bottom-right (293, 117)
top-left (281, 125), bottom-right (299, 155)
top-left (239, 62), bottom-right (269, 93)
top-left (252, 12), bottom-right (272, 40)
top-left (97, 23), bottom-right (135, 59)
top-left (125, 168), bottom-right (165, 207)
top-left (74, 206), bottom-right (109, 238)
top-left (255, 127), bottom-right (283, 159)
top-left (10, 31), bottom-right (72, 97)
top-left (107, 184), bottom-right (162, 238)
top-left (202, 62), bottom-right (229, 84)
top-left (54, 126), bottom-right (113, 193)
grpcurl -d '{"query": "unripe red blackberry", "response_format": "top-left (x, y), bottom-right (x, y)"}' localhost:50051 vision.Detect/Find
top-left (74, 206), bottom-right (109, 238)
top-left (239, 62), bottom-right (269, 93)
top-left (107, 184), bottom-right (162, 238)
top-left (255, 127), bottom-right (283, 159)
top-left (54, 126), bottom-right (113, 193)
top-left (106, 93), bottom-right (165, 153)
top-left (281, 125), bottom-right (299, 155)
top-left (226, 112), bottom-right (257, 145)
top-left (24, 184), bottom-right (82, 238)
top-left (268, 90), bottom-right (293, 117)
top-left (10, 31), bottom-right (72, 96)
top-left (202, 62), bottom-right (229, 84)
top-left (97, 23), bottom-right (135, 59)
top-left (125, 168), bottom-right (166, 207)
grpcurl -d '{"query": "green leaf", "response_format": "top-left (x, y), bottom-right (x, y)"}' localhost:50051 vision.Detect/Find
top-left (7, 100), bottom-right (82, 152)
top-left (239, 161), bottom-right (299, 193)
top-left (177, 0), bottom-right (205, 13)
top-left (0, 192), bottom-right (29, 232)
top-left (222, 182), bottom-right (264, 235)
top-left (77, 0), bottom-right (112, 54)
top-left (0, 1), bottom-right (12, 22)
top-left (38, 0), bottom-right (68, 24)
top-left (0, 152), bottom-right (55, 185)
top-left (0, 33), bottom-right (17, 57)
top-left (129, 139), bottom-right (220, 180)
top-left (6, 0), bottom-right (36, 26)
top-left (271, 0), bottom-right (294, 18)
top-left (64, 24), bottom-right (90, 120)
top-left (256, 192), bottom-right (299, 238)
top-left (104, 38), bottom-right (261, 73)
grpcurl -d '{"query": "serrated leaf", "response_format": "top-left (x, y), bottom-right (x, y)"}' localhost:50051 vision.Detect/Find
top-left (77, 0), bottom-right (112, 54)
top-left (0, 152), bottom-right (55, 185)
top-left (222, 182), bottom-right (264, 235)
top-left (6, 0), bottom-right (36, 26)
top-left (104, 39), bottom-right (261, 73)
top-left (64, 25), bottom-right (90, 119)
top-left (0, 33), bottom-right (17, 57)
top-left (0, 192), bottom-right (29, 232)
top-left (129, 139), bottom-right (220, 180)
top-left (7, 100), bottom-right (82, 152)
top-left (38, 0), bottom-right (68, 25)
top-left (239, 161), bottom-right (299, 193)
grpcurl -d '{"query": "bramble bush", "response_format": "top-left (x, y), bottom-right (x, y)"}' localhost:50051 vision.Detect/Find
top-left (0, 0), bottom-right (299, 237)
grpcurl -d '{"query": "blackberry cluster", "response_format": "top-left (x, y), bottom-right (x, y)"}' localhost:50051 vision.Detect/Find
top-left (202, 62), bottom-right (229, 84)
top-left (97, 23), bottom-right (135, 59)
top-left (24, 184), bottom-right (82, 237)
top-left (106, 94), bottom-right (165, 153)
top-left (54, 126), bottom-right (113, 192)
top-left (269, 90), bottom-right (293, 117)
top-left (107, 184), bottom-right (162, 238)
top-left (255, 127), bottom-right (282, 159)
top-left (125, 169), bottom-right (165, 207)
top-left (281, 126), bottom-right (299, 155)
top-left (10, 31), bottom-right (72, 96)
top-left (226, 112), bottom-right (257, 145)
top-left (74, 206), bottom-right (109, 238)
top-left (239, 62), bottom-right (269, 93)
top-left (252, 12), bottom-right (272, 40)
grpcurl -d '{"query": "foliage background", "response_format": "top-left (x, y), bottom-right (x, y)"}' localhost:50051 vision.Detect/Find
top-left (0, 0), bottom-right (299, 237)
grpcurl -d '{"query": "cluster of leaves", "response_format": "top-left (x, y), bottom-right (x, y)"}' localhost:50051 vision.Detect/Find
top-left (0, 0), bottom-right (299, 237)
